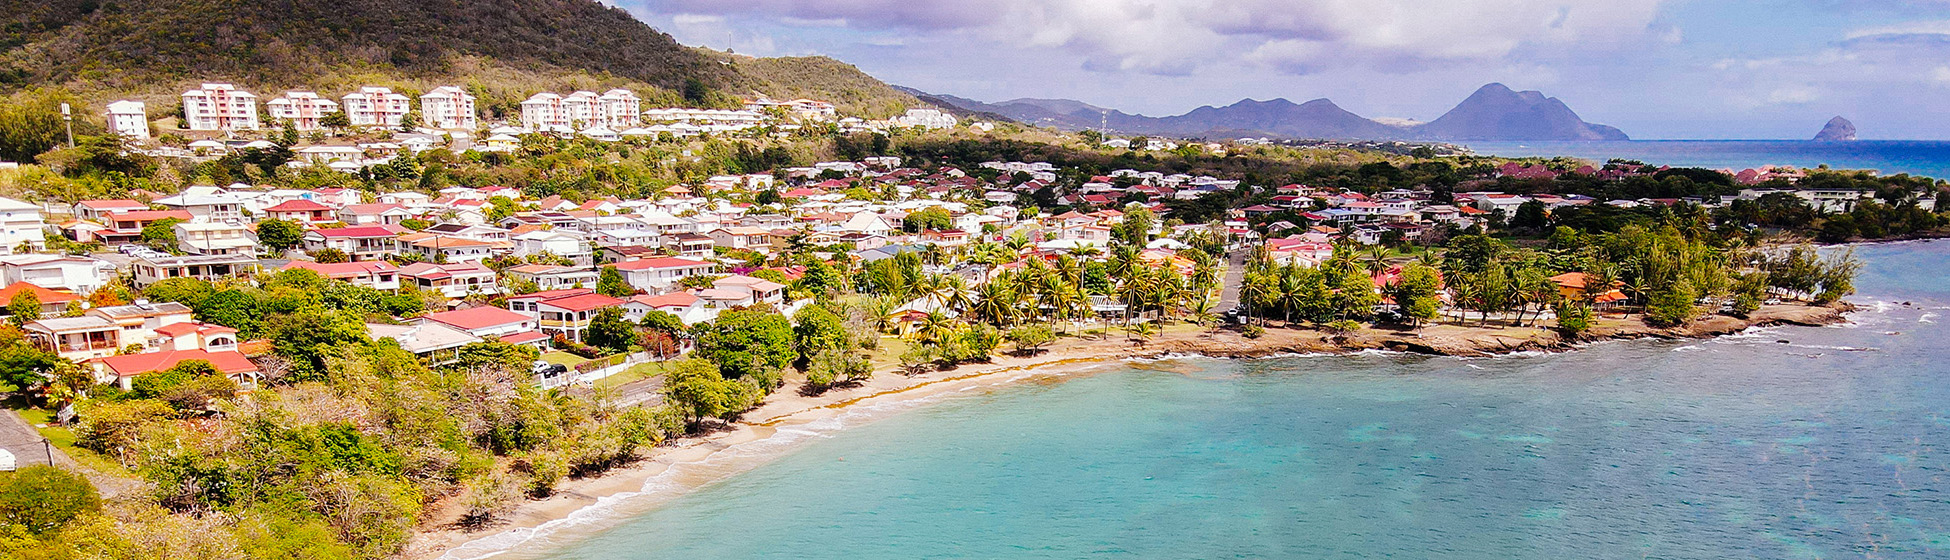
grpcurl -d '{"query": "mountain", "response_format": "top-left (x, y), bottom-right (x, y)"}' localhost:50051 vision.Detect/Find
top-left (1415, 83), bottom-right (1628, 141)
top-left (0, 0), bottom-right (915, 117)
top-left (918, 83), bottom-right (1628, 141)
top-left (1813, 116), bottom-right (1857, 141)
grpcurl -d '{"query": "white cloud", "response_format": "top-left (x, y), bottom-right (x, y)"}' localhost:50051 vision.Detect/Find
top-left (632, 0), bottom-right (1672, 76)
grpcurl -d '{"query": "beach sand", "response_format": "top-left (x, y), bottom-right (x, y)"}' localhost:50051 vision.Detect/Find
top-left (402, 302), bottom-right (1847, 560)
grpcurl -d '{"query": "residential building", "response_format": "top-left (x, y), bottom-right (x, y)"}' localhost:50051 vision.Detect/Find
top-left (0, 197), bottom-right (44, 254)
top-left (0, 255), bottom-right (113, 295)
top-left (129, 253), bottom-right (258, 288)
top-left (366, 322), bottom-right (479, 365)
top-left (303, 226), bottom-right (403, 262)
top-left (72, 199), bottom-right (149, 223)
top-left (663, 232), bottom-right (715, 258)
top-left (95, 348), bottom-right (257, 390)
top-left (265, 91), bottom-right (339, 131)
top-left (281, 260), bottom-right (401, 290)
top-left (152, 186), bottom-right (248, 223)
top-left (150, 322), bottom-right (241, 353)
top-left (506, 264), bottom-right (600, 292)
top-left (181, 83), bottom-right (260, 131)
top-left (894, 108), bottom-right (958, 129)
top-left (530, 291), bottom-right (623, 343)
top-left (512, 230), bottom-right (592, 266)
top-left (342, 87), bottom-right (411, 128)
top-left (609, 257), bottom-right (715, 293)
top-left (419, 86), bottom-right (477, 130)
top-left (340, 203), bottom-right (413, 226)
top-left (712, 275), bottom-right (786, 306)
top-left (404, 235), bottom-right (498, 263)
top-left (261, 199), bottom-right (337, 224)
top-left (74, 209), bottom-right (191, 245)
top-left (105, 101), bottom-right (149, 138)
top-left (0, 282), bottom-right (81, 319)
top-left (24, 316), bottom-right (122, 361)
top-left (520, 93), bottom-right (568, 131)
top-left (597, 89), bottom-right (641, 128)
top-left (399, 262), bottom-right (499, 298)
top-left (173, 221), bottom-right (258, 257)
top-left (624, 291), bottom-right (708, 324)
top-left (423, 306), bottom-right (537, 339)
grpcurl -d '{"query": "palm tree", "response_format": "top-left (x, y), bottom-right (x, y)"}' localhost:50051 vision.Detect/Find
top-left (916, 312), bottom-right (956, 345)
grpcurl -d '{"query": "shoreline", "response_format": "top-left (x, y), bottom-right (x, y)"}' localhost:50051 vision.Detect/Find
top-left (401, 302), bottom-right (1849, 560)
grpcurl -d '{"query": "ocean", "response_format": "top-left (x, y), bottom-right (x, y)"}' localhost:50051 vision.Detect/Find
top-left (507, 240), bottom-right (1950, 559)
top-left (1464, 140), bottom-right (1950, 179)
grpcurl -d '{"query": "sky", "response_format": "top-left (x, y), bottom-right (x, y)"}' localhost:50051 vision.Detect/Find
top-left (612, 1), bottom-right (1950, 140)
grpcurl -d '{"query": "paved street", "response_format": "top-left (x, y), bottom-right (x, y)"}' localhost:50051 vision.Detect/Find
top-left (0, 410), bottom-right (64, 469)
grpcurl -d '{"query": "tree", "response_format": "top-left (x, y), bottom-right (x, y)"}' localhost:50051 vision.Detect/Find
top-left (595, 266), bottom-right (634, 298)
top-left (639, 310), bottom-right (684, 335)
top-left (661, 358), bottom-right (757, 425)
top-left (1388, 263), bottom-right (1443, 327)
top-left (142, 217), bottom-right (183, 251)
top-left (6, 292), bottom-right (39, 326)
top-left (584, 307), bottom-right (635, 354)
top-left (1511, 200), bottom-right (1550, 230)
top-left (1645, 280), bottom-right (1699, 328)
top-left (142, 277), bottom-right (212, 308)
top-left (803, 348), bottom-right (870, 390)
top-left (692, 309), bottom-right (795, 384)
top-left (194, 289), bottom-right (261, 336)
top-left (903, 207), bottom-right (952, 233)
top-left (1112, 206), bottom-right (1156, 246)
top-left (256, 219), bottom-right (304, 253)
top-left (0, 465), bottom-right (100, 534)
top-left (0, 331), bottom-right (60, 393)
top-left (320, 111), bottom-right (352, 133)
top-left (311, 248), bottom-right (350, 264)
top-left (1006, 324), bottom-right (1054, 355)
top-left (1553, 301), bottom-right (1594, 335)
top-left (792, 305), bottom-right (850, 362)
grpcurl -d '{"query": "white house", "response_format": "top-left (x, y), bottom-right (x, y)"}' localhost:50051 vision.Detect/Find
top-left (266, 91), bottom-right (339, 131)
top-left (173, 221), bottom-right (258, 257)
top-left (519, 93), bottom-right (568, 131)
top-left (0, 197), bottom-right (45, 255)
top-left (341, 87), bottom-right (411, 128)
top-left (610, 257), bottom-right (715, 293)
top-left (513, 230), bottom-right (592, 265)
top-left (105, 101), bottom-right (149, 139)
top-left (0, 254), bottom-right (113, 295)
top-left (152, 186), bottom-right (248, 223)
top-left (419, 86), bottom-right (477, 130)
top-left (182, 83), bottom-right (259, 131)
top-left (423, 306), bottom-right (537, 339)
top-left (280, 260), bottom-right (401, 291)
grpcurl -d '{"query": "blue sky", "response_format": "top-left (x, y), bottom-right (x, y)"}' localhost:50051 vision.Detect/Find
top-left (614, 1), bottom-right (1950, 139)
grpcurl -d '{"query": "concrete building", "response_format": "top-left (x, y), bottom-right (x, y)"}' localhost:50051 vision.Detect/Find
top-left (419, 86), bottom-right (477, 130)
top-left (341, 87), bottom-right (411, 128)
top-left (105, 101), bottom-right (149, 139)
top-left (181, 83), bottom-right (260, 131)
top-left (519, 92), bottom-right (568, 131)
top-left (266, 91), bottom-right (339, 131)
top-left (173, 221), bottom-right (258, 257)
top-left (0, 197), bottom-right (44, 255)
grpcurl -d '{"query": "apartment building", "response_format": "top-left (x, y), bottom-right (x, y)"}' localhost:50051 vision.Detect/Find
top-left (521, 89), bottom-right (641, 130)
top-left (598, 89), bottom-right (641, 128)
top-left (173, 221), bottom-right (258, 257)
top-left (520, 93), bottom-right (568, 131)
top-left (105, 101), bottom-right (149, 138)
top-left (266, 91), bottom-right (339, 131)
top-left (0, 197), bottom-right (44, 255)
top-left (341, 87), bottom-right (411, 128)
top-left (419, 86), bottom-right (478, 130)
top-left (181, 83), bottom-right (260, 131)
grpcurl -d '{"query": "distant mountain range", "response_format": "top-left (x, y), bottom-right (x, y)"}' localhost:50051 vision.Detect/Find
top-left (914, 83), bottom-right (1630, 142)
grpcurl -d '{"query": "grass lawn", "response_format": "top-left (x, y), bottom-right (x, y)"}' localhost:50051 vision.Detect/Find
top-left (867, 337), bottom-right (913, 371)
top-left (16, 407), bottom-right (133, 477)
top-left (593, 361), bottom-right (667, 391)
top-left (540, 351), bottom-right (591, 367)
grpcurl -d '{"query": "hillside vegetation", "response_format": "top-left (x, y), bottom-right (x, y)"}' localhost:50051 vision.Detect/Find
top-left (0, 0), bottom-right (915, 118)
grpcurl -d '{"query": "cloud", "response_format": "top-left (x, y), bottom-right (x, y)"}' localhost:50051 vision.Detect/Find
top-left (629, 0), bottom-right (1672, 76)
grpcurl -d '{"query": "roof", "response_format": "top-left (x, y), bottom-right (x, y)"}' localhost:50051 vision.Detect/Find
top-left (264, 199), bottom-right (332, 212)
top-left (76, 199), bottom-right (147, 211)
top-left (366, 322), bottom-right (481, 354)
top-left (105, 210), bottom-right (193, 222)
top-left (96, 349), bottom-right (257, 378)
top-left (536, 293), bottom-right (624, 312)
top-left (0, 282), bottom-right (80, 305)
top-left (610, 257), bottom-right (712, 271)
top-left (497, 331), bottom-right (550, 344)
top-left (25, 316), bottom-right (117, 332)
top-left (424, 307), bottom-right (532, 331)
top-left (153, 322), bottom-right (236, 338)
top-left (281, 260), bottom-right (399, 278)
top-left (398, 262), bottom-right (494, 279)
top-left (91, 301), bottom-right (192, 319)
top-left (628, 292), bottom-right (701, 309)
top-left (508, 288), bottom-right (594, 300)
top-left (310, 225), bottom-right (403, 238)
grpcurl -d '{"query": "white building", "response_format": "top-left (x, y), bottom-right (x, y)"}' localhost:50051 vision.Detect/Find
top-left (104, 101), bottom-right (149, 139)
top-left (0, 255), bottom-right (113, 295)
top-left (265, 91), bottom-right (339, 132)
top-left (419, 86), bottom-right (477, 130)
top-left (597, 89), bottom-right (641, 128)
top-left (174, 221), bottom-right (258, 257)
top-left (181, 83), bottom-right (260, 131)
top-left (894, 108), bottom-right (958, 130)
top-left (341, 87), bottom-right (411, 128)
top-left (0, 197), bottom-right (44, 255)
top-left (520, 93), bottom-right (568, 131)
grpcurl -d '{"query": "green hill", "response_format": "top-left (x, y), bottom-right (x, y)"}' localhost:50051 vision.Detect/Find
top-left (0, 0), bottom-right (915, 118)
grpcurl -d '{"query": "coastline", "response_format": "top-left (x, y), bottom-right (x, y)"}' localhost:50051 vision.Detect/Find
top-left (401, 302), bottom-right (1849, 560)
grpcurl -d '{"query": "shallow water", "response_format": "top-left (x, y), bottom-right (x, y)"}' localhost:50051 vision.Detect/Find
top-left (1465, 140), bottom-right (1950, 179)
top-left (527, 240), bottom-right (1950, 559)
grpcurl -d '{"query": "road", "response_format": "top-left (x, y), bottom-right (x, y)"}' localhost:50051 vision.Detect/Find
top-left (1217, 245), bottom-right (1248, 311)
top-left (0, 409), bottom-right (64, 469)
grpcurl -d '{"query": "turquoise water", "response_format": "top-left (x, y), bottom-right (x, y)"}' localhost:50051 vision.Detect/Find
top-left (535, 240), bottom-right (1950, 559)
top-left (1465, 140), bottom-right (1950, 179)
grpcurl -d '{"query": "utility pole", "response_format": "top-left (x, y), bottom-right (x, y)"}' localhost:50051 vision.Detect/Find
top-left (60, 103), bottom-right (75, 148)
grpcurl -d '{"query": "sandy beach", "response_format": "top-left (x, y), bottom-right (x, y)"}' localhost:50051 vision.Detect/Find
top-left (402, 302), bottom-right (1849, 560)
